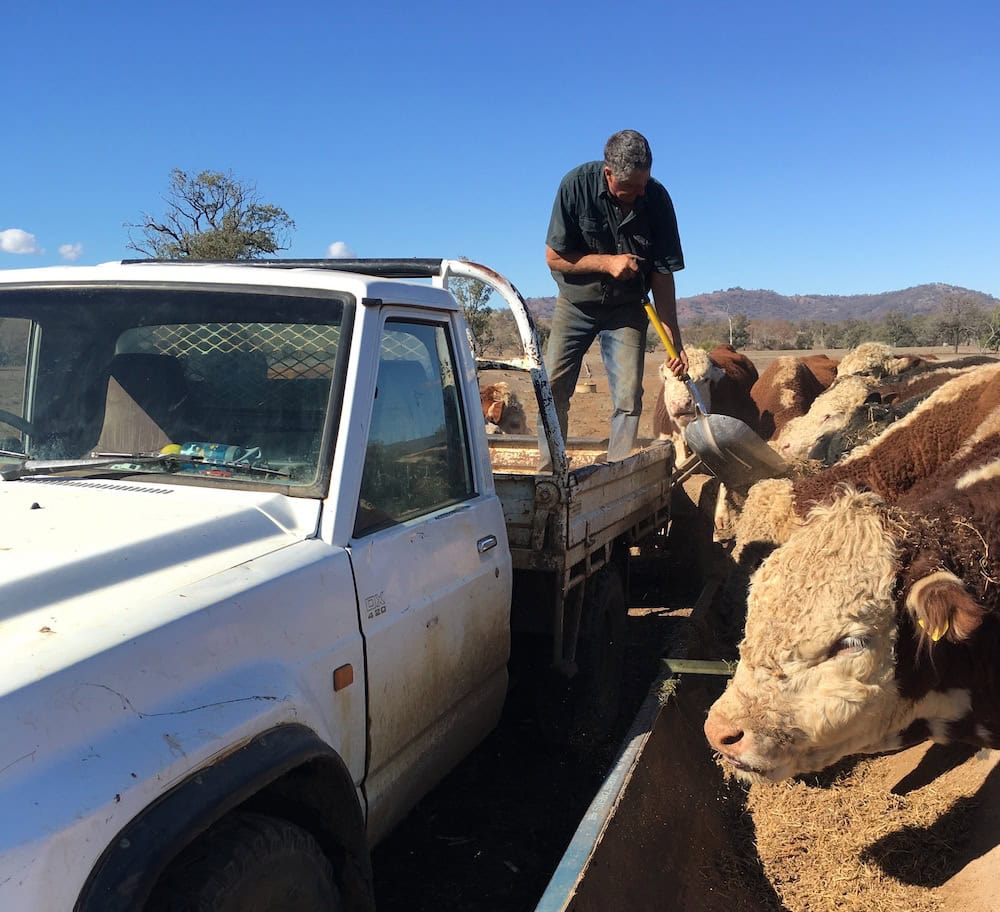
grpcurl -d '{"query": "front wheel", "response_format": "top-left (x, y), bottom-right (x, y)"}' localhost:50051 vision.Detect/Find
top-left (145, 813), bottom-right (342, 912)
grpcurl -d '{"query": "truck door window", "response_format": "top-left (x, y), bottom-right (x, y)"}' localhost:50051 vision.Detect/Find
top-left (355, 320), bottom-right (473, 536)
top-left (0, 317), bottom-right (32, 451)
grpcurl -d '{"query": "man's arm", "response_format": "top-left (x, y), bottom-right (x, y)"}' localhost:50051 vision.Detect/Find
top-left (545, 246), bottom-right (642, 282)
top-left (650, 269), bottom-right (688, 377)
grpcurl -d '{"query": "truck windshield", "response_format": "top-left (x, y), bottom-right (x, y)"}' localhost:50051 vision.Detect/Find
top-left (0, 284), bottom-right (350, 495)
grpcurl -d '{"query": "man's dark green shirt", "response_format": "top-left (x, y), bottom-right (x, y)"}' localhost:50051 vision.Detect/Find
top-left (545, 160), bottom-right (684, 305)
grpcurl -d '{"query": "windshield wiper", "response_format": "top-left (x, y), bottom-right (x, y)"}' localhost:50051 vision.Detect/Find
top-left (91, 452), bottom-right (290, 479)
top-left (0, 448), bottom-right (30, 460)
top-left (0, 453), bottom-right (177, 481)
top-left (1, 450), bottom-right (291, 482)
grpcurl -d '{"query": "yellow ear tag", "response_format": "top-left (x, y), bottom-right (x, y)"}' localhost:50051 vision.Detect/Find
top-left (916, 618), bottom-right (949, 642)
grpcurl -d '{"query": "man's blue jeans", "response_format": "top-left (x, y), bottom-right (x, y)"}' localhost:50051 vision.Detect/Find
top-left (538, 296), bottom-right (648, 471)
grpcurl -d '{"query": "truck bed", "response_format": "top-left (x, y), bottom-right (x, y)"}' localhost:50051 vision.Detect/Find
top-left (488, 437), bottom-right (675, 574)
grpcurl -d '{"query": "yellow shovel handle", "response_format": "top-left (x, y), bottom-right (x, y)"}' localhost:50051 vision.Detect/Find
top-left (644, 303), bottom-right (680, 361)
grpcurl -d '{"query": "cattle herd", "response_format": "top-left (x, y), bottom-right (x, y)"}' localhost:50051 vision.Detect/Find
top-left (655, 342), bottom-right (1000, 784)
top-left (477, 345), bottom-right (1000, 785)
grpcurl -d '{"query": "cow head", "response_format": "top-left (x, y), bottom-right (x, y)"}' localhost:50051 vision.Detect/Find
top-left (773, 376), bottom-right (877, 461)
top-left (704, 489), bottom-right (982, 782)
top-left (657, 348), bottom-right (722, 429)
top-left (481, 382), bottom-right (529, 435)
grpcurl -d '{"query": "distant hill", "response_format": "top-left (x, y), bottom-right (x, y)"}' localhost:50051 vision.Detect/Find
top-left (525, 283), bottom-right (999, 324)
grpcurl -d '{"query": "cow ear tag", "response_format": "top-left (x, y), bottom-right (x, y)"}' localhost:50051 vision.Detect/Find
top-left (916, 618), bottom-right (949, 642)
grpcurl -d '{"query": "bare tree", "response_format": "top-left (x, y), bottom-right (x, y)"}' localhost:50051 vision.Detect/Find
top-left (934, 294), bottom-right (987, 353)
top-left (126, 169), bottom-right (295, 259)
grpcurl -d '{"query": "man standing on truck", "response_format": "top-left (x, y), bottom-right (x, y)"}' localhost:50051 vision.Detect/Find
top-left (539, 129), bottom-right (686, 470)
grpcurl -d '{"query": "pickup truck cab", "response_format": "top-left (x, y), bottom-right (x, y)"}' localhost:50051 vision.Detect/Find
top-left (0, 260), bottom-right (512, 911)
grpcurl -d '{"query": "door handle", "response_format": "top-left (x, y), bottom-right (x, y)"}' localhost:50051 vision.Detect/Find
top-left (477, 535), bottom-right (498, 554)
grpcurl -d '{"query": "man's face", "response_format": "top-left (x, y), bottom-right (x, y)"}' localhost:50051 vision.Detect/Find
top-left (604, 166), bottom-right (650, 206)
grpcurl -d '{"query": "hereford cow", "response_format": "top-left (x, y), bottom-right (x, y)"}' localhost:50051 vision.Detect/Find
top-left (801, 353), bottom-right (839, 390)
top-left (805, 359), bottom-right (993, 465)
top-left (481, 381), bottom-right (529, 435)
top-left (802, 356), bottom-right (1000, 465)
top-left (717, 362), bottom-right (1000, 657)
top-left (751, 356), bottom-right (828, 441)
top-left (734, 361), bottom-right (1000, 562)
top-left (772, 375), bottom-right (880, 461)
top-left (704, 468), bottom-right (1000, 782)
top-left (652, 344), bottom-right (759, 459)
top-left (769, 349), bottom-right (991, 463)
top-left (835, 341), bottom-right (933, 380)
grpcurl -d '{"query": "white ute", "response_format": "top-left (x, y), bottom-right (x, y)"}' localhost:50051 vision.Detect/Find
top-left (0, 258), bottom-right (675, 911)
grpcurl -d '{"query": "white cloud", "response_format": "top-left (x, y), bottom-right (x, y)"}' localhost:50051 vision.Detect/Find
top-left (0, 228), bottom-right (42, 255)
top-left (59, 242), bottom-right (84, 261)
top-left (326, 241), bottom-right (356, 258)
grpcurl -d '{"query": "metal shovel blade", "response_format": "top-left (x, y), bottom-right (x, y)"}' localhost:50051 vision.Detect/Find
top-left (683, 413), bottom-right (789, 488)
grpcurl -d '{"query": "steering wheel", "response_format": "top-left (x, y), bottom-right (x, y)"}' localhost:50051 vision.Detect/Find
top-left (0, 409), bottom-right (36, 437)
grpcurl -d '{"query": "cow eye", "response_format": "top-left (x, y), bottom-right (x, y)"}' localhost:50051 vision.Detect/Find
top-left (830, 634), bottom-right (871, 658)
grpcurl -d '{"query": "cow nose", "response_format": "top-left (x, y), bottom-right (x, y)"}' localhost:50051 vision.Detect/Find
top-left (704, 712), bottom-right (745, 753)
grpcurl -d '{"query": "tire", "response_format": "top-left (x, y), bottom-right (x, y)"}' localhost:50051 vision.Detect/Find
top-left (145, 813), bottom-right (342, 912)
top-left (537, 564), bottom-right (628, 749)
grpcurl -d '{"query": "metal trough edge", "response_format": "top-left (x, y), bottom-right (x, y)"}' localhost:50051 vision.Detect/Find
top-left (534, 666), bottom-right (675, 912)
top-left (534, 574), bottom-right (741, 912)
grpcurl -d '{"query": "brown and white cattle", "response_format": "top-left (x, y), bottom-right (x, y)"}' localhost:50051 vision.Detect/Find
top-left (765, 343), bottom-right (935, 458)
top-left (652, 344), bottom-right (760, 459)
top-left (733, 361), bottom-right (1000, 562)
top-left (769, 350), bottom-right (995, 463)
top-left (704, 465), bottom-right (1000, 782)
top-left (835, 341), bottom-right (933, 380)
top-left (801, 353), bottom-right (839, 390)
top-left (481, 381), bottom-right (529, 435)
top-left (750, 356), bottom-right (829, 442)
top-left (808, 357), bottom-right (998, 465)
top-left (771, 375), bottom-right (880, 461)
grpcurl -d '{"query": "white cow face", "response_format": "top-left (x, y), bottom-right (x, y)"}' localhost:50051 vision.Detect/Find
top-left (704, 492), bottom-right (909, 781)
top-left (657, 348), bottom-right (721, 429)
top-left (773, 376), bottom-right (875, 461)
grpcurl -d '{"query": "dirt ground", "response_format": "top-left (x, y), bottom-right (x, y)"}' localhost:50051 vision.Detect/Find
top-left (373, 343), bottom-right (1000, 912)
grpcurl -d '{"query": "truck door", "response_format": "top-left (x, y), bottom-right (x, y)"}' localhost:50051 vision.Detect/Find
top-left (348, 315), bottom-right (512, 842)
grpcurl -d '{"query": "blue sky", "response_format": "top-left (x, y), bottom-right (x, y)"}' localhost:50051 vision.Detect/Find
top-left (3, 0), bottom-right (998, 301)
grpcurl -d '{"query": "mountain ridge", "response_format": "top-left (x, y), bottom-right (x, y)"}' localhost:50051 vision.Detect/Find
top-left (524, 283), bottom-right (999, 324)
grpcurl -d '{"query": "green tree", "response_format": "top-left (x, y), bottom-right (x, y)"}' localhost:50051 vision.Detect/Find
top-left (449, 272), bottom-right (496, 356)
top-left (882, 311), bottom-right (917, 346)
top-left (126, 169), bottom-right (295, 259)
top-left (730, 313), bottom-right (751, 348)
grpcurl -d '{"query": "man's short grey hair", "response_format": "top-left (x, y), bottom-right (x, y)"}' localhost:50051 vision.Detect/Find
top-left (604, 130), bottom-right (652, 179)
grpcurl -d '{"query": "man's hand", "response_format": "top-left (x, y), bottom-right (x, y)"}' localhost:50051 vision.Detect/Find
top-left (605, 253), bottom-right (642, 281)
top-left (665, 348), bottom-right (689, 379)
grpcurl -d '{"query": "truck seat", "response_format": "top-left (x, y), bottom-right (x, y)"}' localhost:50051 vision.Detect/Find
top-left (92, 353), bottom-right (193, 454)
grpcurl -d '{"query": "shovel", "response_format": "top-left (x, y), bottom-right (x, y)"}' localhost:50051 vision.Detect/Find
top-left (644, 303), bottom-right (788, 488)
